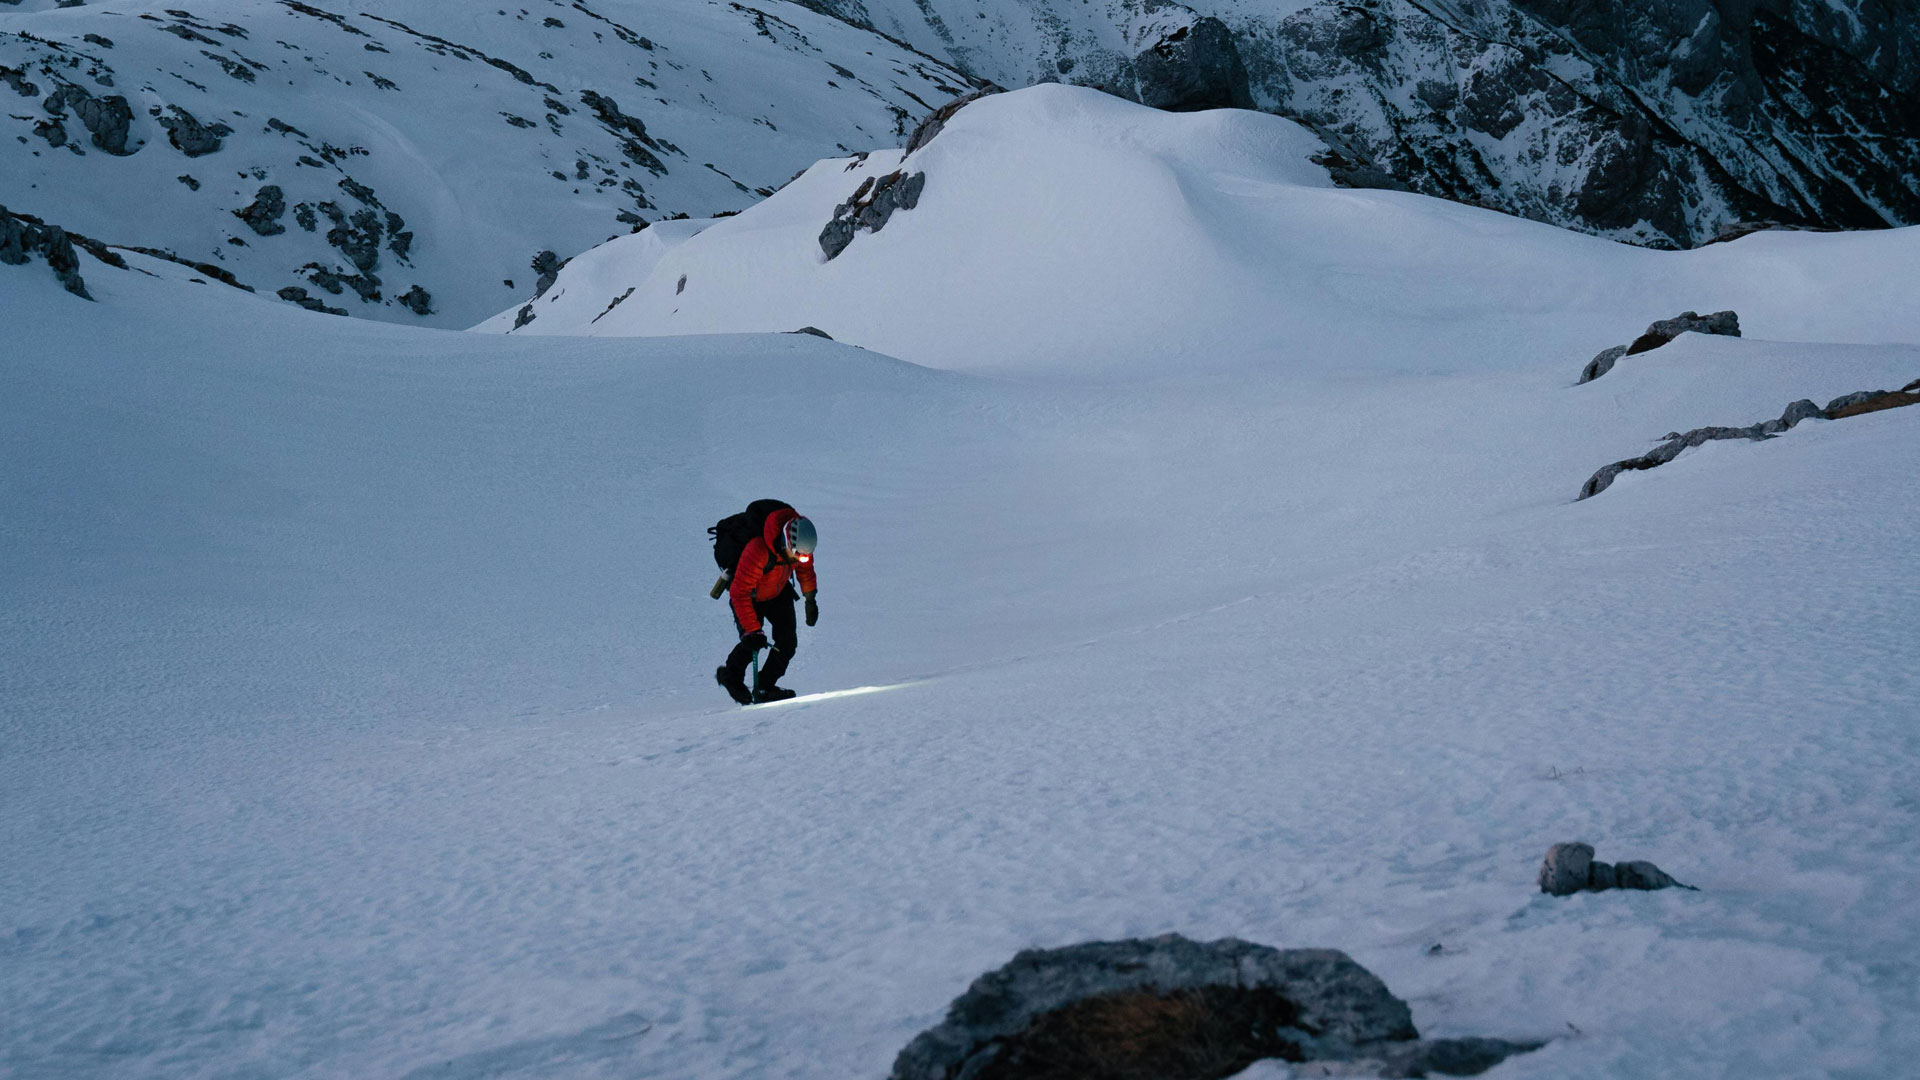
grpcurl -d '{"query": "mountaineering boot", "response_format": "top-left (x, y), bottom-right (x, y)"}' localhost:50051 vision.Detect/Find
top-left (752, 683), bottom-right (796, 704)
top-left (716, 665), bottom-right (752, 705)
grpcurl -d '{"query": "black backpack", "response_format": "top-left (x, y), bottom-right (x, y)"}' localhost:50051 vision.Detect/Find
top-left (708, 499), bottom-right (792, 574)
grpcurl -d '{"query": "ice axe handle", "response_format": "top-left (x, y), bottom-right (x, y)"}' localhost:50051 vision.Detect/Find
top-left (709, 572), bottom-right (731, 599)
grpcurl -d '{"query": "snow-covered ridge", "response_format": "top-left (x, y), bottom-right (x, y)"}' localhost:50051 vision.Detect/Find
top-left (485, 85), bottom-right (1920, 381)
top-left (0, 0), bottom-right (978, 326)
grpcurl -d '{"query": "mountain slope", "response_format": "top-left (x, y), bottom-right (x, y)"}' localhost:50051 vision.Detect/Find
top-left (0, 0), bottom-right (977, 326)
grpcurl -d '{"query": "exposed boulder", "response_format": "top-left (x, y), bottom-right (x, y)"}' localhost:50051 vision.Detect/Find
top-left (1626, 310), bottom-right (1741, 356)
top-left (1579, 310), bottom-right (1740, 382)
top-left (1131, 10), bottom-right (1253, 112)
top-left (1538, 842), bottom-right (1691, 895)
top-left (531, 249), bottom-right (568, 298)
top-left (395, 284), bottom-right (433, 316)
top-left (890, 934), bottom-right (1540, 1080)
top-left (788, 326), bottom-right (833, 339)
top-left (233, 185), bottom-right (287, 236)
top-left (819, 169), bottom-right (925, 260)
top-left (156, 105), bottom-right (232, 157)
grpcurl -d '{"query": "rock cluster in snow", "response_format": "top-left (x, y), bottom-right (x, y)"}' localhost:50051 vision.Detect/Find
top-left (1578, 377), bottom-right (1920, 500)
top-left (1537, 842), bottom-right (1691, 896)
top-left (818, 169), bottom-right (926, 259)
top-left (1, 204), bottom-right (95, 297)
top-left (889, 934), bottom-right (1540, 1079)
top-left (1579, 310), bottom-right (1741, 384)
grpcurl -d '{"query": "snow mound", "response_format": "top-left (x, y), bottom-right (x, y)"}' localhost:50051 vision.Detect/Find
top-left (488, 84), bottom-right (1920, 379)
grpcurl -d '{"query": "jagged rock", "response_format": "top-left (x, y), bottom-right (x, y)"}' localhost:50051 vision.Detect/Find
top-left (1579, 310), bottom-right (1741, 382)
top-left (1260, 0), bottom-right (1920, 249)
top-left (1539, 842), bottom-right (1690, 895)
top-left (233, 185), bottom-right (287, 236)
top-left (579, 89), bottom-right (666, 175)
top-left (1131, 11), bottom-right (1253, 112)
top-left (276, 285), bottom-right (347, 315)
top-left (905, 88), bottom-right (1000, 155)
top-left (789, 326), bottom-right (833, 339)
top-left (819, 169), bottom-right (926, 259)
top-left (1, 204), bottom-right (91, 298)
top-left (512, 303), bottom-right (536, 329)
top-left (890, 934), bottom-right (1540, 1080)
top-left (396, 285), bottom-right (432, 315)
top-left (1626, 310), bottom-right (1741, 356)
top-left (301, 262), bottom-right (381, 302)
top-left (318, 202), bottom-right (382, 273)
top-left (44, 84), bottom-right (135, 155)
top-left (1571, 378), bottom-right (1920, 498)
top-left (531, 249), bottom-right (568, 297)
top-left (156, 105), bottom-right (232, 157)
top-left (3, 64), bottom-right (40, 98)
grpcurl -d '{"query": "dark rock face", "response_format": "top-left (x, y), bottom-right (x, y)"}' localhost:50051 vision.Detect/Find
top-left (1132, 14), bottom-right (1253, 112)
top-left (233, 185), bottom-right (287, 236)
top-left (819, 169), bottom-right (925, 259)
top-left (43, 84), bottom-right (136, 155)
top-left (1, 204), bottom-right (92, 298)
top-left (1538, 842), bottom-right (1691, 894)
top-left (157, 105), bottom-right (232, 157)
top-left (1580, 310), bottom-right (1741, 382)
top-left (890, 934), bottom-right (1540, 1080)
top-left (1256, 0), bottom-right (1920, 248)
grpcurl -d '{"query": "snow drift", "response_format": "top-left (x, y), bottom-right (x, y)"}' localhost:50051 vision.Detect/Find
top-left (487, 85), bottom-right (1920, 379)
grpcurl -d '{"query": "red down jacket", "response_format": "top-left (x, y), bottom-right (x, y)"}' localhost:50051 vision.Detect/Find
top-left (730, 506), bottom-right (817, 633)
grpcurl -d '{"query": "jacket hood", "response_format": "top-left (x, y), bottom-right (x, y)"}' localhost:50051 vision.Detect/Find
top-left (762, 506), bottom-right (800, 554)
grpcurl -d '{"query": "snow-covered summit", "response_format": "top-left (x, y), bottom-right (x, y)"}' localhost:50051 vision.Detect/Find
top-left (484, 84), bottom-right (1920, 380)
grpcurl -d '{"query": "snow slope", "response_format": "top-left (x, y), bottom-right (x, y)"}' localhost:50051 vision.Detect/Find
top-left (0, 0), bottom-right (976, 327)
top-left (7, 88), bottom-right (1920, 1080)
top-left (489, 85), bottom-right (1920, 379)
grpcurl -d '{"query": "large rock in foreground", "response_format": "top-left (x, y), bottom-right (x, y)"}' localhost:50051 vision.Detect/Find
top-left (890, 934), bottom-right (1540, 1079)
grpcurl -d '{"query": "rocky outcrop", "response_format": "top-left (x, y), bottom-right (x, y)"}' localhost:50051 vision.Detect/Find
top-left (530, 249), bottom-right (569, 298)
top-left (2, 204), bottom-right (92, 298)
top-left (1251, 0), bottom-right (1920, 249)
top-left (890, 935), bottom-right (1541, 1079)
top-left (156, 105), bottom-right (231, 157)
top-left (819, 169), bottom-right (925, 259)
top-left (1538, 842), bottom-right (1692, 896)
top-left (905, 88), bottom-right (1000, 155)
top-left (42, 83), bottom-right (136, 155)
top-left (1580, 310), bottom-right (1741, 383)
top-left (233, 186), bottom-right (288, 237)
top-left (276, 285), bottom-right (348, 315)
top-left (395, 284), bottom-right (433, 316)
top-left (1131, 11), bottom-right (1252, 112)
top-left (1578, 379), bottom-right (1920, 499)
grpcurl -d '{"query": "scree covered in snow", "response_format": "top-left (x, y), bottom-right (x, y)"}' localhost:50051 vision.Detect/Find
top-left (5, 85), bottom-right (1920, 1079)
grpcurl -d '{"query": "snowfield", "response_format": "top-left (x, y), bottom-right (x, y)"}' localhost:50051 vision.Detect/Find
top-left (5, 88), bottom-right (1920, 1079)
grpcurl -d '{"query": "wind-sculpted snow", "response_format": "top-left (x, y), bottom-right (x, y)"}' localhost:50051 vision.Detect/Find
top-left (0, 0), bottom-right (979, 326)
top-left (488, 86), bottom-right (1920, 383)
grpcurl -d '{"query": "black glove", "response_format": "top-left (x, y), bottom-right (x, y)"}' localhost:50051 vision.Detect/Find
top-left (740, 630), bottom-right (768, 652)
top-left (804, 593), bottom-right (818, 627)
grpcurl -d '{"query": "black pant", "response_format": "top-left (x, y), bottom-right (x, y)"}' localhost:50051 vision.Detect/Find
top-left (727, 593), bottom-right (797, 688)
